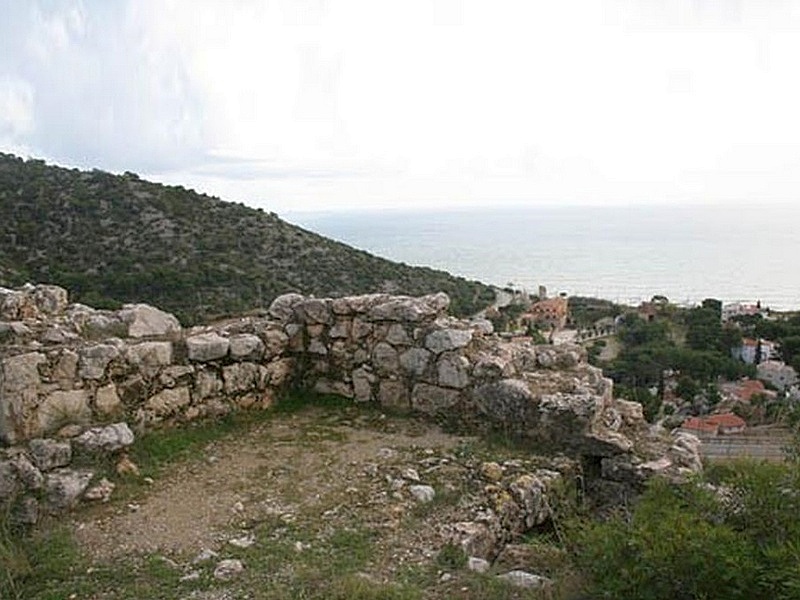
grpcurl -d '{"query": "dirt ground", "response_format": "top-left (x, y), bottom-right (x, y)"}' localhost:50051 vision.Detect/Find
top-left (71, 408), bottom-right (476, 569)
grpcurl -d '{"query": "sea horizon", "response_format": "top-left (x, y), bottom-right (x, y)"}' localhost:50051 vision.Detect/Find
top-left (288, 202), bottom-right (800, 312)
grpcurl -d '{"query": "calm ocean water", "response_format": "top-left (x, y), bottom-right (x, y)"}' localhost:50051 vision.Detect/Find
top-left (288, 203), bottom-right (800, 311)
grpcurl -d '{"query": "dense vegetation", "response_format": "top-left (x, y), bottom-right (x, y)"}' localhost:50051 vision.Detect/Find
top-left (567, 296), bottom-right (622, 329)
top-left (603, 300), bottom-right (754, 420)
top-left (0, 154), bottom-right (494, 323)
top-left (734, 311), bottom-right (800, 373)
top-left (572, 455), bottom-right (800, 599)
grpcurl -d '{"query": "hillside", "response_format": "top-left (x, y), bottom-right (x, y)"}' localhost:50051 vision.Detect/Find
top-left (0, 154), bottom-right (494, 323)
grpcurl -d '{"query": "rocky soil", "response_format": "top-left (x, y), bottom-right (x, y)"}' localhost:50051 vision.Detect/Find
top-left (63, 404), bottom-right (581, 599)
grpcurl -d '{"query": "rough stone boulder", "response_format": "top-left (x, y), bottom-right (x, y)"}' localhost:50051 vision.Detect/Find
top-left (44, 468), bottom-right (94, 511)
top-left (118, 304), bottom-right (181, 338)
top-left (267, 293), bottom-right (306, 322)
top-left (28, 439), bottom-right (72, 471)
top-left (186, 332), bottom-right (230, 362)
top-left (0, 284), bottom-right (68, 320)
top-left (367, 292), bottom-right (450, 322)
top-left (74, 423), bottom-right (135, 453)
top-left (1, 352), bottom-right (47, 443)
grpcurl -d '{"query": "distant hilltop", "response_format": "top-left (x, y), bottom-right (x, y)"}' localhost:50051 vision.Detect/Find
top-left (0, 154), bottom-right (494, 324)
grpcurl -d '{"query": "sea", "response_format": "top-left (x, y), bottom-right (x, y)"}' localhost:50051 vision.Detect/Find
top-left (287, 202), bottom-right (800, 311)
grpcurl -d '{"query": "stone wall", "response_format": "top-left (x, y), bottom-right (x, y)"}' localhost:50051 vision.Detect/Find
top-left (0, 284), bottom-right (701, 521)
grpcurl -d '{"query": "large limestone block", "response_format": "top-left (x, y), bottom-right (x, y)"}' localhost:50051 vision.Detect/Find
top-left (263, 358), bottom-right (295, 388)
top-left (267, 293), bottom-right (305, 322)
top-left (329, 319), bottom-right (351, 339)
top-left (1, 352), bottom-right (46, 441)
top-left (229, 334), bottom-right (264, 361)
top-left (535, 345), bottom-right (584, 369)
top-left (186, 332), bottom-right (230, 362)
top-left (0, 284), bottom-right (68, 320)
top-left (262, 329), bottom-right (289, 360)
top-left (78, 344), bottom-right (120, 380)
top-left (119, 304), bottom-right (181, 338)
top-left (472, 379), bottom-right (534, 424)
top-left (351, 318), bottom-right (373, 340)
top-left (194, 369), bottom-right (223, 400)
top-left (37, 390), bottom-right (92, 435)
top-left (399, 348), bottom-right (431, 377)
top-left (386, 323), bottom-right (411, 345)
top-left (32, 285), bottom-right (69, 315)
top-left (411, 383), bottom-right (462, 415)
top-left (313, 379), bottom-right (354, 398)
top-left (126, 341), bottom-right (173, 375)
top-left (425, 328), bottom-right (473, 354)
top-left (158, 365), bottom-right (194, 388)
top-left (223, 363), bottom-right (264, 394)
top-left (52, 349), bottom-right (79, 384)
top-left (145, 387), bottom-right (191, 417)
top-left (352, 367), bottom-right (375, 402)
top-left (28, 439), bottom-right (72, 471)
top-left (372, 342), bottom-right (400, 375)
top-left (331, 293), bottom-right (390, 316)
top-left (2, 352), bottom-right (45, 393)
top-left (95, 383), bottom-right (123, 416)
top-left (508, 471), bottom-right (560, 529)
top-left (12, 454), bottom-right (44, 490)
top-left (449, 521), bottom-right (497, 561)
top-left (437, 354), bottom-right (470, 389)
top-left (307, 338), bottom-right (328, 355)
top-left (296, 298), bottom-right (333, 325)
top-left (74, 423), bottom-right (135, 452)
top-left (472, 353), bottom-right (515, 381)
top-left (45, 469), bottom-right (93, 511)
top-left (367, 293), bottom-right (450, 322)
top-left (378, 379), bottom-right (410, 410)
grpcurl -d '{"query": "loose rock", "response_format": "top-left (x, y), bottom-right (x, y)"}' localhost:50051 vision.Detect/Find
top-left (214, 559), bottom-right (245, 580)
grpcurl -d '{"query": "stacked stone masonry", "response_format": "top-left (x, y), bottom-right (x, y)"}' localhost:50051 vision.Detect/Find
top-left (0, 284), bottom-right (701, 522)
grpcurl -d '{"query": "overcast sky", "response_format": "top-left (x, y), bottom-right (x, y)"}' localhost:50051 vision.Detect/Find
top-left (1, 1), bottom-right (799, 213)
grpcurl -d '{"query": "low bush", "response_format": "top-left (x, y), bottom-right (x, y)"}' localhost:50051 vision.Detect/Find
top-left (572, 458), bottom-right (800, 600)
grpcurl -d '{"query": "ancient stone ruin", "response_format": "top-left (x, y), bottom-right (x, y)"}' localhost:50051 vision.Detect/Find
top-left (0, 283), bottom-right (701, 533)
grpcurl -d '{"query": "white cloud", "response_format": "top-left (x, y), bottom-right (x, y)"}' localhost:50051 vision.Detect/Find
top-left (2, 0), bottom-right (800, 211)
top-left (0, 77), bottom-right (35, 139)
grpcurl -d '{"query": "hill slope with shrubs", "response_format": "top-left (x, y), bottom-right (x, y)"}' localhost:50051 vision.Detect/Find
top-left (0, 154), bottom-right (494, 323)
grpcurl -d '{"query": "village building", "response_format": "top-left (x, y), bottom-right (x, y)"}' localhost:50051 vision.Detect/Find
top-left (681, 412), bottom-right (747, 436)
top-left (719, 378), bottom-right (777, 403)
top-left (704, 413), bottom-right (747, 434)
top-left (732, 338), bottom-right (778, 364)
top-left (722, 302), bottom-right (762, 323)
top-left (681, 416), bottom-right (719, 435)
top-left (522, 296), bottom-right (569, 330)
top-left (757, 360), bottom-right (799, 391)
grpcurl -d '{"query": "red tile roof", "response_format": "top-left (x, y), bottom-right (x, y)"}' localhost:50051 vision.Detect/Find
top-left (737, 379), bottom-right (766, 402)
top-left (681, 417), bottom-right (719, 434)
top-left (705, 413), bottom-right (746, 429)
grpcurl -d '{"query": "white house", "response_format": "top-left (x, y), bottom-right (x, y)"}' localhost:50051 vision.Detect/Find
top-left (732, 338), bottom-right (777, 364)
top-left (757, 360), bottom-right (799, 391)
top-left (722, 302), bottom-right (761, 322)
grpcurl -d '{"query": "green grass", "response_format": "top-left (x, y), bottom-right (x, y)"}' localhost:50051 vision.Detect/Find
top-left (2, 394), bottom-right (587, 600)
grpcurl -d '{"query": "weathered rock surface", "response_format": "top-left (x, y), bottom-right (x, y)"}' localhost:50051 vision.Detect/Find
top-left (0, 283), bottom-right (702, 522)
top-left (214, 559), bottom-right (245, 580)
top-left (37, 389), bottom-right (92, 435)
top-left (498, 570), bottom-right (551, 589)
top-left (74, 423), bottom-right (135, 452)
top-left (186, 332), bottom-right (230, 362)
top-left (28, 439), bottom-right (72, 471)
top-left (45, 468), bottom-right (93, 511)
top-left (119, 303), bottom-right (181, 338)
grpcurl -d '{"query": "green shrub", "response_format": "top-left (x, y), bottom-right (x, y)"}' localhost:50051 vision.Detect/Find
top-left (573, 464), bottom-right (800, 600)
